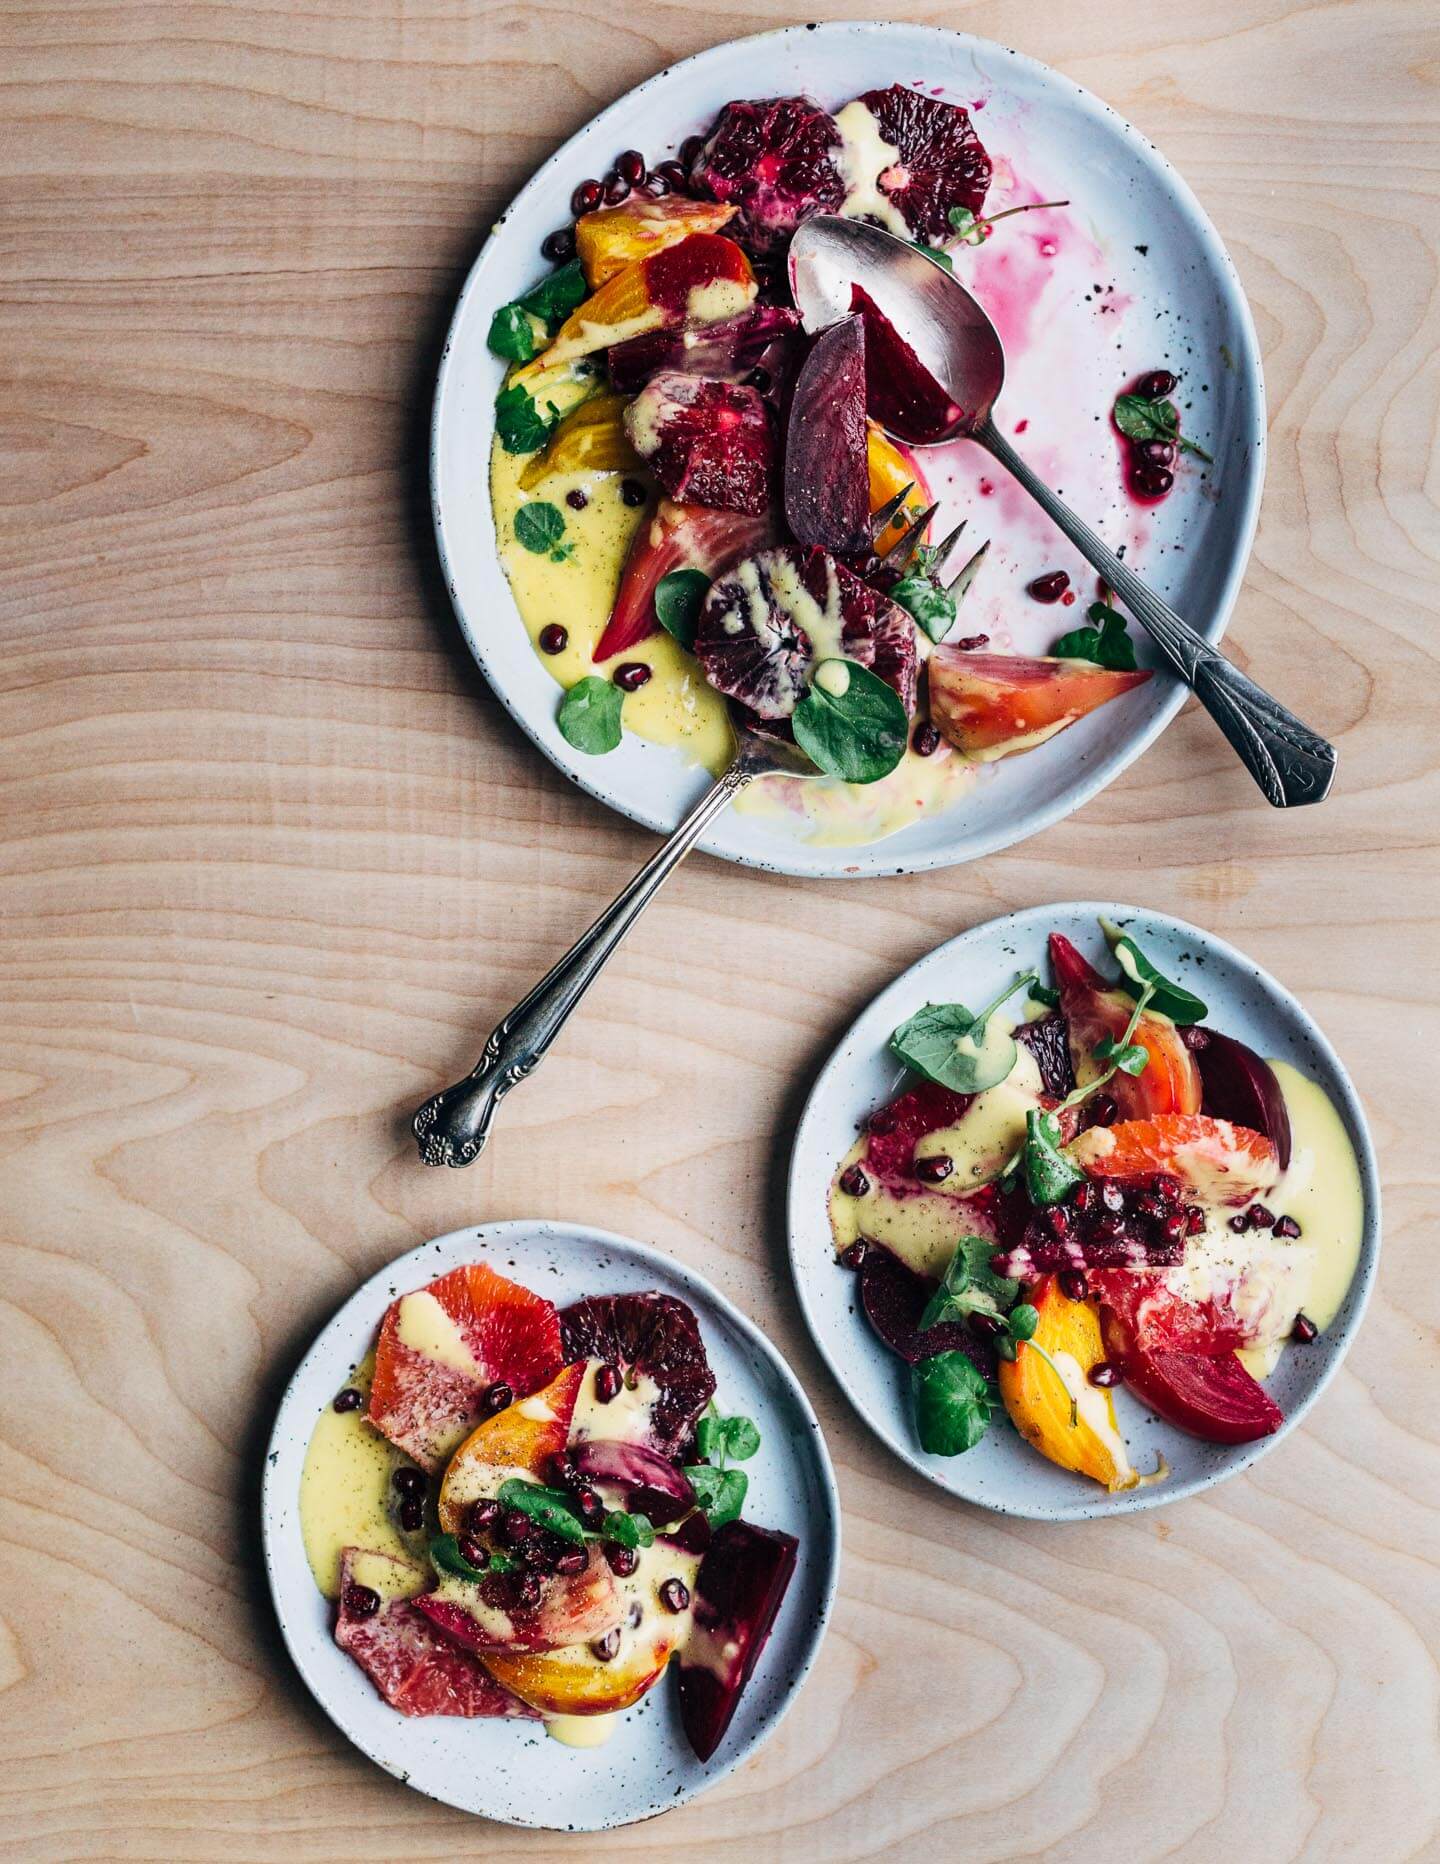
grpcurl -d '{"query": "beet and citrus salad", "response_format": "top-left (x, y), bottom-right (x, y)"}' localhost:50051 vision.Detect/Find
top-left (301, 1262), bottom-right (797, 1757)
top-left (828, 922), bottom-right (1363, 1491)
top-left (484, 86), bottom-right (1212, 845)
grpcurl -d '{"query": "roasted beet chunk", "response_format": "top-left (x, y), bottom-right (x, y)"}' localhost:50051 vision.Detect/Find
top-left (559, 1292), bottom-right (715, 1457)
top-left (857, 1240), bottom-right (996, 1377)
top-left (689, 96), bottom-right (846, 253)
top-left (608, 304), bottom-right (801, 394)
top-left (676, 1520), bottom-right (798, 1761)
top-left (854, 86), bottom-right (991, 242)
top-left (1015, 1013), bottom-right (1076, 1099)
top-left (864, 1079), bottom-right (973, 1178)
top-left (624, 371), bottom-right (774, 514)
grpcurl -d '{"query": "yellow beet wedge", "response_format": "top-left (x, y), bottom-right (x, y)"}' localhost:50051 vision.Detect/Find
top-left (998, 1276), bottom-right (1138, 1490)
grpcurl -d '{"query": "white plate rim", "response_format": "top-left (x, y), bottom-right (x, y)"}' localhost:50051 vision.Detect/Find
top-left (261, 1219), bottom-right (841, 1828)
top-left (429, 21), bottom-right (1267, 879)
top-left (785, 901), bottom-right (1381, 1519)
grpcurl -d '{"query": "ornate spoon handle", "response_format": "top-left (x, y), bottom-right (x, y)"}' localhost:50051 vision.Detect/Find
top-left (976, 419), bottom-right (1337, 808)
top-left (412, 756), bottom-right (756, 1167)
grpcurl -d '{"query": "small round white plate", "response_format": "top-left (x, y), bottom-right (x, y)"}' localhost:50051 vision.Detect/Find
top-left (263, 1222), bottom-right (839, 1828)
top-left (432, 22), bottom-right (1265, 877)
top-left (787, 903), bottom-right (1380, 1519)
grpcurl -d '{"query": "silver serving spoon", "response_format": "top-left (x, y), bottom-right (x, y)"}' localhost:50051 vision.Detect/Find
top-left (413, 722), bottom-right (817, 1167)
top-left (789, 215), bottom-right (1337, 808)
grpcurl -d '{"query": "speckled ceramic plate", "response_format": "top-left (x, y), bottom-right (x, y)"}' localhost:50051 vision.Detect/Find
top-left (431, 22), bottom-right (1265, 878)
top-left (787, 903), bottom-right (1380, 1519)
top-left (262, 1222), bottom-right (839, 1828)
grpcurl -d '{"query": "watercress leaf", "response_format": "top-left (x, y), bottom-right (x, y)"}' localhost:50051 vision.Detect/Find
top-left (488, 302), bottom-right (541, 363)
top-left (496, 1477), bottom-right (589, 1546)
top-left (792, 661), bottom-right (909, 784)
top-left (1110, 931), bottom-right (1208, 1025)
top-left (996, 1333), bottom-right (1017, 1361)
top-left (684, 1466), bottom-right (747, 1527)
top-left (947, 206), bottom-right (988, 246)
top-left (1113, 393), bottom-right (1178, 443)
top-left (556, 676), bottom-right (623, 755)
top-left (912, 1351), bottom-right (994, 1456)
top-left (694, 1415), bottom-right (725, 1465)
top-left (889, 970), bottom-right (1036, 1095)
top-left (429, 1533), bottom-right (487, 1582)
top-left (719, 1415), bottom-right (760, 1462)
top-left (495, 383), bottom-right (559, 455)
top-left (683, 1465), bottom-right (726, 1511)
top-left (890, 572), bottom-right (957, 643)
top-left (1023, 1108), bottom-right (1084, 1208)
top-left (1053, 602), bottom-right (1136, 671)
top-left (601, 1510), bottom-right (639, 1548)
top-left (1115, 1042), bottom-right (1150, 1076)
top-left (956, 1234), bottom-right (1020, 1310)
top-left (654, 568), bottom-right (710, 648)
top-left (514, 501), bottom-right (566, 555)
top-left (913, 241), bottom-right (955, 273)
top-left (1028, 982), bottom-right (1061, 1009)
top-left (1008, 1302), bottom-right (1040, 1343)
top-left (520, 259), bottom-right (588, 331)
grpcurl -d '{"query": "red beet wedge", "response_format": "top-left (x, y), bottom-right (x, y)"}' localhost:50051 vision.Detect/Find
top-left (689, 96), bottom-right (846, 254)
top-left (856, 1240), bottom-right (996, 1378)
top-left (854, 86), bottom-right (992, 242)
top-left (594, 499), bottom-right (775, 661)
top-left (676, 1519), bottom-right (799, 1761)
top-left (1118, 1345), bottom-right (1283, 1444)
top-left (784, 314), bottom-right (871, 554)
top-left (850, 283), bottom-right (965, 446)
top-left (624, 371), bottom-right (775, 515)
top-left (1193, 1029), bottom-right (1293, 1170)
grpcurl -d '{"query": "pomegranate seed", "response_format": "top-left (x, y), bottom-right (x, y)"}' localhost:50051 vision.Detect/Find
top-left (838, 1163), bottom-right (870, 1197)
top-left (1139, 438), bottom-right (1176, 465)
top-left (620, 478), bottom-right (648, 507)
top-left (565, 488), bottom-right (588, 512)
top-left (1185, 1205), bottom-right (1207, 1235)
top-left (968, 1311), bottom-right (1005, 1339)
top-left (342, 1583), bottom-right (380, 1619)
top-left (575, 1486), bottom-right (604, 1526)
top-left (516, 1573), bottom-right (544, 1609)
top-left (1136, 1195), bottom-right (1165, 1223)
top-left (1099, 1182), bottom-right (1125, 1215)
top-left (614, 661), bottom-right (652, 692)
top-left (607, 1544), bottom-right (639, 1577)
top-left (591, 1627), bottom-right (621, 1661)
top-left (572, 178), bottom-right (603, 215)
top-left (457, 1533), bottom-right (488, 1568)
top-left (1228, 1211), bottom-right (1251, 1234)
top-left (549, 1452), bottom-right (578, 1488)
top-left (912, 722), bottom-right (941, 756)
top-left (616, 149), bottom-right (647, 185)
top-left (1045, 1205), bottom-right (1074, 1240)
top-left (1273, 1214), bottom-right (1302, 1239)
top-left (644, 172), bottom-right (671, 198)
top-left (1059, 1268), bottom-right (1089, 1302)
top-left (1291, 1312), bottom-right (1318, 1344)
top-left (679, 134), bottom-right (705, 167)
top-left (541, 226), bottom-right (576, 263)
top-left (1137, 369), bottom-right (1178, 400)
top-left (1181, 1024), bottom-right (1210, 1050)
top-left (1073, 1181), bottom-right (1098, 1213)
top-left (603, 173), bottom-right (631, 205)
top-left (469, 1498), bottom-right (500, 1533)
top-left (1153, 1174), bottom-right (1183, 1205)
top-left (398, 1498), bottom-right (424, 1533)
top-left (1247, 1204), bottom-right (1276, 1229)
top-left (658, 1577), bottom-right (690, 1614)
top-left (523, 1535), bottom-right (559, 1571)
top-left (538, 623), bottom-right (567, 654)
top-left (1088, 1360), bottom-right (1124, 1388)
top-left (1162, 1211), bottom-right (1187, 1244)
top-left (655, 159), bottom-right (689, 191)
top-left (555, 1548), bottom-right (587, 1576)
top-left (915, 1154), bottom-right (953, 1184)
top-left (628, 1601), bottom-right (644, 1627)
top-left (482, 1382), bottom-right (513, 1416)
top-left (954, 634), bottom-right (989, 650)
top-left (332, 1388), bottom-right (362, 1412)
top-left (1028, 570), bottom-right (1070, 603)
top-left (502, 1508), bottom-right (533, 1545)
top-left (1097, 1210), bottom-right (1126, 1240)
top-left (392, 1466), bottom-right (425, 1499)
top-left (1088, 1094), bottom-right (1119, 1128)
top-left (840, 1239), bottom-right (869, 1271)
top-left (594, 1363), bottom-right (622, 1404)
top-left (1133, 464), bottom-right (1175, 499)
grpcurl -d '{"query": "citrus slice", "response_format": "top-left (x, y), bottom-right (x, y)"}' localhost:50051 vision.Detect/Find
top-left (1069, 1114), bottom-right (1279, 1207)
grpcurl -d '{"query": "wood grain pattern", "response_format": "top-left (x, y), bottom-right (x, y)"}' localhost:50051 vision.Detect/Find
top-left (2, 2), bottom-right (1437, 1857)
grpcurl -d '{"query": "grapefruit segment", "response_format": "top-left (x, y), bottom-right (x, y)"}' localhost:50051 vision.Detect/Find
top-left (593, 498), bottom-right (775, 662)
top-left (368, 1263), bottom-right (563, 1472)
top-left (1069, 1115), bottom-right (1279, 1206)
top-left (1092, 1270), bottom-right (1252, 1356)
top-left (929, 652), bottom-right (1151, 762)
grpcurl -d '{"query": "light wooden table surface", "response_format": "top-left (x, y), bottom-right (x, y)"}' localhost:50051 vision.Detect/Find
top-left (3, 2), bottom-right (1438, 1858)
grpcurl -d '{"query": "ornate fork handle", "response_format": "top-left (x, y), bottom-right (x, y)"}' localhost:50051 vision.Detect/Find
top-left (413, 753), bottom-right (759, 1167)
top-left (976, 419), bottom-right (1337, 808)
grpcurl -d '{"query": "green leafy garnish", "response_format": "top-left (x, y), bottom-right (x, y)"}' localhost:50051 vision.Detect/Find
top-left (1028, 982), bottom-right (1061, 1010)
top-left (487, 303), bottom-right (544, 363)
top-left (913, 241), bottom-right (955, 273)
top-left (792, 660), bottom-right (908, 784)
top-left (654, 568), bottom-right (710, 649)
top-left (1108, 929), bottom-right (1208, 1025)
top-left (686, 1404), bottom-right (760, 1526)
top-left (495, 383), bottom-right (560, 455)
top-left (602, 1509), bottom-right (655, 1551)
top-left (947, 199), bottom-right (1070, 248)
top-left (890, 971), bottom-right (1038, 1094)
top-left (556, 676), bottom-right (623, 755)
top-left (993, 1305), bottom-right (1078, 1425)
top-left (913, 1352), bottom-right (995, 1455)
top-left (522, 259), bottom-right (587, 329)
top-left (1112, 390), bottom-right (1213, 463)
top-left (514, 500), bottom-right (567, 557)
top-left (891, 570), bottom-right (957, 643)
top-left (683, 1463), bottom-right (748, 1528)
top-left (487, 260), bottom-right (588, 362)
top-left (920, 1235), bottom-right (1020, 1332)
top-left (497, 1478), bottom-right (589, 1546)
top-left (1053, 601), bottom-right (1137, 671)
top-left (1023, 1108), bottom-right (1084, 1208)
top-left (1093, 1033), bottom-right (1150, 1075)
top-left (430, 1533), bottom-right (517, 1581)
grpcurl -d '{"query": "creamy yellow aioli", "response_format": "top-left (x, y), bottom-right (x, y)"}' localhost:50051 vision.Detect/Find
top-left (395, 1289), bottom-right (482, 1376)
top-left (568, 1359), bottom-right (663, 1445)
top-left (834, 100), bottom-right (911, 237)
top-left (1050, 1348), bottom-right (1136, 1487)
top-left (490, 368), bottom-right (978, 845)
top-left (547, 1712), bottom-right (619, 1748)
top-left (299, 1355), bottom-right (419, 1598)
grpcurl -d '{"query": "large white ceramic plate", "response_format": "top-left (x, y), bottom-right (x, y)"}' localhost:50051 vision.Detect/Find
top-left (432, 23), bottom-right (1265, 877)
top-left (263, 1222), bottom-right (839, 1829)
top-left (788, 903), bottom-right (1380, 1520)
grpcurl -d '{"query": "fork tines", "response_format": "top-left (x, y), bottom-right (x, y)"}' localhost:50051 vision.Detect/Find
top-left (877, 501), bottom-right (940, 573)
top-left (867, 484), bottom-right (914, 545)
top-left (946, 539), bottom-right (991, 598)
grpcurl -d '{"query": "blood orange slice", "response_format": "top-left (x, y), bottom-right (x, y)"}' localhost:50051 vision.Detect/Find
top-left (1069, 1115), bottom-right (1279, 1206)
top-left (558, 1293), bottom-right (715, 1457)
top-left (368, 1263), bottom-right (563, 1472)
